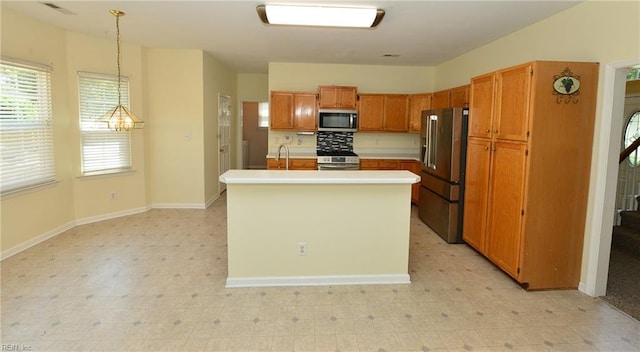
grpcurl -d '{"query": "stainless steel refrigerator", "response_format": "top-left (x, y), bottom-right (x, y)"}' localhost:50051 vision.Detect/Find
top-left (418, 107), bottom-right (469, 243)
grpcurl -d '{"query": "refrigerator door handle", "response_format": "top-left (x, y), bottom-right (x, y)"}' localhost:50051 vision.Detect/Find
top-left (428, 114), bottom-right (438, 169)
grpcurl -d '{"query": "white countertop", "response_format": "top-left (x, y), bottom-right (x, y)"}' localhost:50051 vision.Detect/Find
top-left (220, 169), bottom-right (420, 184)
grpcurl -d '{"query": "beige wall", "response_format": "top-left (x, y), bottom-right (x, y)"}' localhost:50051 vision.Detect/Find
top-left (145, 48), bottom-right (206, 207)
top-left (66, 31), bottom-right (147, 220)
top-left (1, 8), bottom-right (75, 254)
top-left (203, 52), bottom-right (238, 204)
top-left (434, 0), bottom-right (640, 289)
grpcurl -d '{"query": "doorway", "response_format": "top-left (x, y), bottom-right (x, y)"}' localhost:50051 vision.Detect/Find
top-left (584, 59), bottom-right (640, 301)
top-left (219, 94), bottom-right (231, 193)
top-left (242, 101), bottom-right (268, 169)
top-left (603, 74), bottom-right (640, 320)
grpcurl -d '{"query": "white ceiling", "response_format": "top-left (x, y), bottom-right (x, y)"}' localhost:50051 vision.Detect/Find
top-left (3, 0), bottom-right (582, 73)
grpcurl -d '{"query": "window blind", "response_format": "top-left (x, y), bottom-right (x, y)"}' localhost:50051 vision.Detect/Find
top-left (0, 59), bottom-right (56, 194)
top-left (78, 72), bottom-right (131, 174)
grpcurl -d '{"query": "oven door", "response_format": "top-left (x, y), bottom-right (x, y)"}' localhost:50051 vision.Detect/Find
top-left (317, 163), bottom-right (360, 170)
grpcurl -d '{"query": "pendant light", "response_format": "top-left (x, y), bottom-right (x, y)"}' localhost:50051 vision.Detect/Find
top-left (104, 9), bottom-right (144, 131)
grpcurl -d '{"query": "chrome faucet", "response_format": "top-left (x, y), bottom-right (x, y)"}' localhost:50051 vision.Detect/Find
top-left (275, 144), bottom-right (290, 170)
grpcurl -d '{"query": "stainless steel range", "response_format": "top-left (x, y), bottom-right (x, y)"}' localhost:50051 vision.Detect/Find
top-left (317, 150), bottom-right (360, 170)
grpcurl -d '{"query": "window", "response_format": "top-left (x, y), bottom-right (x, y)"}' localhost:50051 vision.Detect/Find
top-left (258, 101), bottom-right (269, 128)
top-left (78, 72), bottom-right (131, 174)
top-left (624, 111), bottom-right (640, 167)
top-left (0, 59), bottom-right (55, 194)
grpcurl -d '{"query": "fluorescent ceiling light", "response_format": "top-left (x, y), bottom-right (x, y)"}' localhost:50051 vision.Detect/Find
top-left (256, 4), bottom-right (385, 28)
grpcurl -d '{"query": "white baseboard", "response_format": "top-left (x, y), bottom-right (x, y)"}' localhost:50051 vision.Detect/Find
top-left (578, 281), bottom-right (589, 296)
top-left (75, 206), bottom-right (149, 225)
top-left (225, 274), bottom-right (411, 288)
top-left (1, 220), bottom-right (75, 260)
top-left (205, 194), bottom-right (220, 208)
top-left (151, 203), bottom-right (207, 209)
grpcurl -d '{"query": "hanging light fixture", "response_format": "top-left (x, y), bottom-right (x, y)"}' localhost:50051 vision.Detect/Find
top-left (104, 9), bottom-right (144, 131)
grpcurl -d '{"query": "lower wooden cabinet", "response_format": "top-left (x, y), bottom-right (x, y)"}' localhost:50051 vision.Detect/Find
top-left (267, 158), bottom-right (318, 170)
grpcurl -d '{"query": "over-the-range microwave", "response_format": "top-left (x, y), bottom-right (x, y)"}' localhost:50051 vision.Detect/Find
top-left (317, 109), bottom-right (358, 132)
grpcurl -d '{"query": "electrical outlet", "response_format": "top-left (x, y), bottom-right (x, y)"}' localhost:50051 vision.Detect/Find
top-left (296, 242), bottom-right (307, 256)
top-left (110, 192), bottom-right (117, 200)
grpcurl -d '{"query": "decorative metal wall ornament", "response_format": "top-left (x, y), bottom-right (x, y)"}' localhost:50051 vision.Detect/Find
top-left (552, 67), bottom-right (581, 104)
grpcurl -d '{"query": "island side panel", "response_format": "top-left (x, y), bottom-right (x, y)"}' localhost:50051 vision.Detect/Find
top-left (225, 183), bottom-right (411, 285)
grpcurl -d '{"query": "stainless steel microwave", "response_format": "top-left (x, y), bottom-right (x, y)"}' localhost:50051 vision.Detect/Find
top-left (318, 109), bottom-right (358, 132)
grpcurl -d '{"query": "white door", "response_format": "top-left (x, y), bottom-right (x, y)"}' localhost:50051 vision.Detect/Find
top-left (219, 94), bottom-right (231, 193)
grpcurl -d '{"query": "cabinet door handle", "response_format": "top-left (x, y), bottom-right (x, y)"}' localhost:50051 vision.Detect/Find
top-left (484, 146), bottom-right (489, 151)
top-left (492, 146), bottom-right (496, 151)
top-left (485, 129), bottom-right (491, 133)
top-left (494, 129), bottom-right (499, 133)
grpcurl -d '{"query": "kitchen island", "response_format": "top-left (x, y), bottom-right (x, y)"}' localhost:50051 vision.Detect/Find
top-left (219, 169), bottom-right (420, 287)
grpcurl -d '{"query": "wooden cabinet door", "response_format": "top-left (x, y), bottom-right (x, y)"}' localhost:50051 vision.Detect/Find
top-left (384, 95), bottom-right (409, 132)
top-left (270, 92), bottom-right (294, 130)
top-left (267, 158), bottom-right (287, 169)
top-left (468, 73), bottom-right (495, 138)
top-left (358, 94), bottom-right (385, 131)
top-left (294, 93), bottom-right (317, 131)
top-left (462, 138), bottom-right (492, 253)
top-left (450, 85), bottom-right (469, 107)
top-left (336, 87), bottom-right (357, 109)
top-left (432, 90), bottom-right (450, 109)
top-left (408, 94), bottom-right (431, 134)
top-left (289, 158), bottom-right (317, 170)
top-left (494, 64), bottom-right (532, 142)
top-left (485, 141), bottom-right (527, 278)
top-left (318, 86), bottom-right (357, 109)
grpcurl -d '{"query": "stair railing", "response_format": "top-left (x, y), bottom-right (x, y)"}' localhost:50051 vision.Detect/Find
top-left (617, 135), bottom-right (640, 223)
top-left (620, 136), bottom-right (640, 163)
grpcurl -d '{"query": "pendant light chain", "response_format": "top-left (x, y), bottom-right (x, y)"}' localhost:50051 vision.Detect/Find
top-left (105, 9), bottom-right (143, 131)
top-left (115, 11), bottom-right (122, 108)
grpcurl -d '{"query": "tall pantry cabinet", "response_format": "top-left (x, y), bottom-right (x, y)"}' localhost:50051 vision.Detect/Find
top-left (462, 61), bottom-right (598, 290)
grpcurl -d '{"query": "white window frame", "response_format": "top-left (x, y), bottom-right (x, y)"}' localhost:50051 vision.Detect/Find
top-left (0, 58), bottom-right (56, 195)
top-left (258, 101), bottom-right (269, 128)
top-left (78, 71), bottom-right (132, 175)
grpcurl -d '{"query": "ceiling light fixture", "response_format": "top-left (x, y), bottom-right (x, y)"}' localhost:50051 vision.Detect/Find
top-left (256, 4), bottom-right (385, 28)
top-left (103, 9), bottom-right (144, 132)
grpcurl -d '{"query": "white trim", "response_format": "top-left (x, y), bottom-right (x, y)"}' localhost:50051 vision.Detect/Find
top-left (204, 194), bottom-right (220, 209)
top-left (1, 221), bottom-right (74, 260)
top-left (581, 57), bottom-right (640, 297)
top-left (151, 203), bottom-right (207, 210)
top-left (225, 274), bottom-right (411, 288)
top-left (75, 206), bottom-right (148, 226)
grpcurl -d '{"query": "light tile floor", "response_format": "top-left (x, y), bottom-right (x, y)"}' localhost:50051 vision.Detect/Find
top-left (1, 193), bottom-right (639, 351)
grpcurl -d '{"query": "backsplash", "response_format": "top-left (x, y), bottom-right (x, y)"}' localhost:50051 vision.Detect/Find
top-left (316, 131), bottom-right (354, 153)
top-left (268, 130), bottom-right (419, 155)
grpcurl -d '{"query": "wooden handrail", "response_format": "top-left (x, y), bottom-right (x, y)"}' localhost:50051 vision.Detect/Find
top-left (620, 136), bottom-right (640, 163)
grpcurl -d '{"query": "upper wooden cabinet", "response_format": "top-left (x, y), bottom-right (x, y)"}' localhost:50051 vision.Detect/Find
top-left (318, 85), bottom-right (357, 109)
top-left (408, 93), bottom-right (431, 134)
top-left (462, 61), bottom-right (599, 290)
top-left (449, 85), bottom-right (470, 108)
top-left (468, 64), bottom-right (532, 141)
top-left (270, 91), bottom-right (317, 131)
top-left (432, 90), bottom-right (450, 110)
top-left (358, 94), bottom-right (409, 132)
top-left (432, 85), bottom-right (470, 110)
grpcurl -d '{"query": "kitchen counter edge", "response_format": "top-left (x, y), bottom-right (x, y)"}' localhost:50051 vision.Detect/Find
top-left (220, 170), bottom-right (420, 185)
